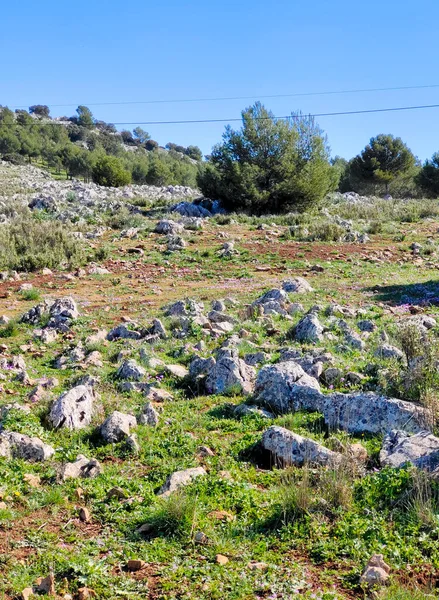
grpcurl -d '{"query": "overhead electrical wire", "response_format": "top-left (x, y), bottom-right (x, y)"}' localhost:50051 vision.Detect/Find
top-left (3, 102), bottom-right (439, 128)
top-left (110, 103), bottom-right (439, 125)
top-left (9, 83), bottom-right (439, 109)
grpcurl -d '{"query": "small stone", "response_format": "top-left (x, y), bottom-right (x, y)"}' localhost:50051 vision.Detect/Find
top-left (158, 467), bottom-right (207, 496)
top-left (216, 554), bottom-right (229, 565)
top-left (194, 531), bottom-right (209, 544)
top-left (360, 554), bottom-right (391, 587)
top-left (198, 445), bottom-right (215, 457)
top-left (137, 522), bottom-right (154, 535)
top-left (21, 588), bottom-right (34, 600)
top-left (35, 573), bottom-right (55, 595)
top-left (164, 364), bottom-right (189, 379)
top-left (247, 561), bottom-right (268, 571)
top-left (79, 507), bottom-right (91, 523)
top-left (107, 486), bottom-right (128, 500)
top-left (126, 434), bottom-right (140, 454)
top-left (126, 559), bottom-right (145, 572)
top-left (208, 510), bottom-right (235, 522)
top-left (23, 473), bottom-right (41, 488)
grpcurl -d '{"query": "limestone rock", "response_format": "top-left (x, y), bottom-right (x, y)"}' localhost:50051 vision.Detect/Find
top-left (254, 361), bottom-right (322, 414)
top-left (262, 426), bottom-right (342, 467)
top-left (107, 324), bottom-right (142, 341)
top-left (49, 385), bottom-right (94, 430)
top-left (374, 344), bottom-right (404, 361)
top-left (158, 467), bottom-right (207, 496)
top-left (100, 411), bottom-right (137, 442)
top-left (117, 359), bottom-right (146, 381)
top-left (360, 554), bottom-right (390, 587)
top-left (293, 313), bottom-right (324, 343)
top-left (139, 402), bottom-right (159, 426)
top-left (154, 219), bottom-right (183, 235)
top-left (380, 430), bottom-right (439, 471)
top-left (282, 277), bottom-right (314, 293)
top-left (1, 431), bottom-right (54, 462)
top-left (58, 454), bottom-right (102, 481)
top-left (205, 348), bottom-right (255, 396)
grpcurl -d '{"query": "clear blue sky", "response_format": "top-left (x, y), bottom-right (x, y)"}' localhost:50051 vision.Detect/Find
top-left (2, 0), bottom-right (439, 161)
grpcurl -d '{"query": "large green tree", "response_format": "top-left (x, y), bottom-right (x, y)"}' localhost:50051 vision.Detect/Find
top-left (198, 102), bottom-right (337, 213)
top-left (349, 134), bottom-right (416, 194)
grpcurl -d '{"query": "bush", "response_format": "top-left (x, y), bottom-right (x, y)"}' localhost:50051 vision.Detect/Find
top-left (92, 155), bottom-right (131, 187)
top-left (0, 216), bottom-right (86, 272)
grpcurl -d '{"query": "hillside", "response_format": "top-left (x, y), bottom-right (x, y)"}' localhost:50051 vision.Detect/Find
top-left (0, 160), bottom-right (439, 599)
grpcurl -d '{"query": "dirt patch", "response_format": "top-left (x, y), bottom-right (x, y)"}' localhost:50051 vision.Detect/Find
top-left (0, 507), bottom-right (102, 561)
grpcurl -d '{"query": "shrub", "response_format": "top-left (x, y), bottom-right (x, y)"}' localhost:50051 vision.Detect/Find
top-left (305, 221), bottom-right (345, 242)
top-left (19, 287), bottom-right (41, 301)
top-left (92, 155), bottom-right (131, 187)
top-left (146, 491), bottom-right (198, 539)
top-left (0, 216), bottom-right (85, 272)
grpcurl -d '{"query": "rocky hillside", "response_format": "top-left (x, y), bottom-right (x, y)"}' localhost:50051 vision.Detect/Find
top-left (1, 159), bottom-right (439, 599)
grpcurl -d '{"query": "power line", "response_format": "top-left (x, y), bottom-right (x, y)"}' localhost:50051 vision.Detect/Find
top-left (9, 83), bottom-right (439, 109)
top-left (110, 103), bottom-right (439, 125)
top-left (3, 102), bottom-right (439, 128)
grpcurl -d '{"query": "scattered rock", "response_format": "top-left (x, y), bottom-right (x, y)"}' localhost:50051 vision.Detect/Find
top-left (262, 426), bottom-right (342, 467)
top-left (360, 554), bottom-right (391, 587)
top-left (293, 313), bottom-right (324, 343)
top-left (117, 359), bottom-right (146, 381)
top-left (380, 430), bottom-right (439, 471)
top-left (126, 559), bottom-right (146, 572)
top-left (205, 348), bottom-right (256, 396)
top-left (58, 455), bottom-right (102, 481)
top-left (158, 467), bottom-right (207, 496)
top-left (49, 385), bottom-right (94, 430)
top-left (79, 507), bottom-right (91, 523)
top-left (100, 411), bottom-right (137, 443)
top-left (164, 364), bottom-right (189, 379)
top-left (282, 277), bottom-right (314, 293)
top-left (374, 344), bottom-right (404, 361)
top-left (0, 432), bottom-right (54, 462)
top-left (255, 361), bottom-right (321, 414)
top-left (139, 402), bottom-right (159, 426)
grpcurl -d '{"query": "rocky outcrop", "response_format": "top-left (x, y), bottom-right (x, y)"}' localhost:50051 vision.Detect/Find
top-left (255, 362), bottom-right (431, 434)
top-left (321, 392), bottom-right (431, 434)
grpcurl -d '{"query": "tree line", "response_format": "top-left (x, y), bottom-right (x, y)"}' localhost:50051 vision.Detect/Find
top-left (1, 101), bottom-right (439, 211)
top-left (0, 104), bottom-right (202, 187)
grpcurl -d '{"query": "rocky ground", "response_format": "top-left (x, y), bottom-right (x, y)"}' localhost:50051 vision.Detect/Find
top-left (1, 164), bottom-right (439, 599)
